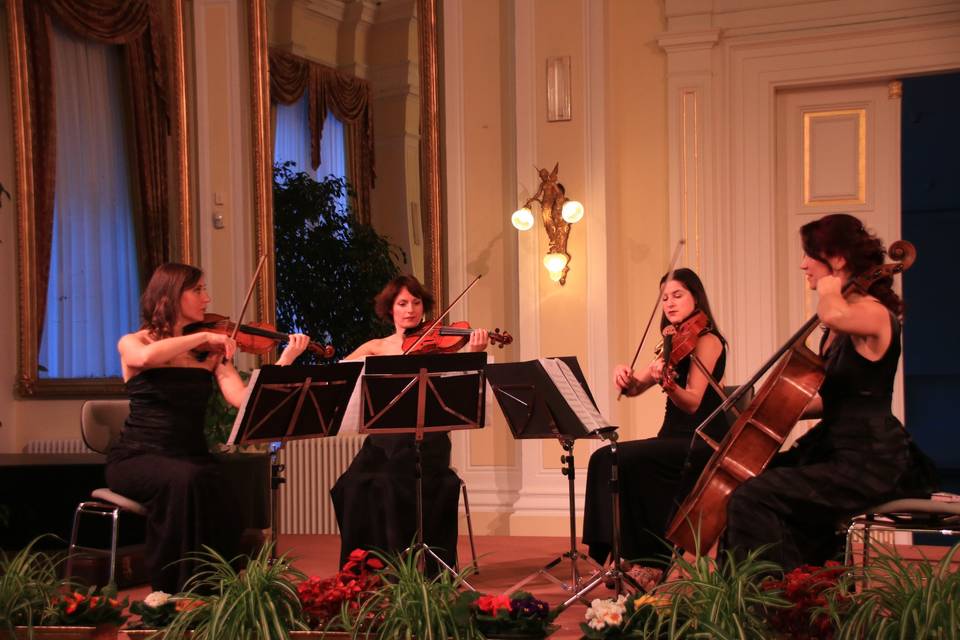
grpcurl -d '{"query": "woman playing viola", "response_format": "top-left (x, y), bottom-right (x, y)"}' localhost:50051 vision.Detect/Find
top-left (582, 268), bottom-right (728, 586)
top-left (724, 214), bottom-right (938, 571)
top-left (332, 275), bottom-right (489, 569)
top-left (108, 263), bottom-right (310, 592)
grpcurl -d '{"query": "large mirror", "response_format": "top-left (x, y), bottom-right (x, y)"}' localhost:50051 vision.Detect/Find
top-left (248, 0), bottom-right (445, 325)
top-left (5, 0), bottom-right (192, 397)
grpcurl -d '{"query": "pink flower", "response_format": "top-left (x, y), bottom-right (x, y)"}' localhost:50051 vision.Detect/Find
top-left (477, 594), bottom-right (512, 614)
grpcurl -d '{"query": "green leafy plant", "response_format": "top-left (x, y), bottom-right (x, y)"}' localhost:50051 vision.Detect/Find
top-left (823, 543), bottom-right (960, 639)
top-left (0, 537), bottom-right (63, 631)
top-left (336, 547), bottom-right (482, 639)
top-left (162, 543), bottom-right (308, 639)
top-left (651, 546), bottom-right (789, 639)
top-left (49, 585), bottom-right (128, 627)
top-left (273, 162), bottom-right (402, 362)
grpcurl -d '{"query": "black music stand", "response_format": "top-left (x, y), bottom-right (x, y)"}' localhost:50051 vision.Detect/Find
top-left (360, 352), bottom-right (486, 586)
top-left (486, 356), bottom-right (640, 604)
top-left (229, 362), bottom-right (364, 554)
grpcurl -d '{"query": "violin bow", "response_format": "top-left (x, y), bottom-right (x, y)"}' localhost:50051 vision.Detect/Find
top-left (617, 239), bottom-right (686, 401)
top-left (224, 254), bottom-right (268, 363)
top-left (402, 274), bottom-right (483, 355)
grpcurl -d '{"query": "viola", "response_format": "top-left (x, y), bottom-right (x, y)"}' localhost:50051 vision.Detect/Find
top-left (185, 313), bottom-right (335, 359)
top-left (665, 241), bottom-right (916, 553)
top-left (401, 321), bottom-right (513, 354)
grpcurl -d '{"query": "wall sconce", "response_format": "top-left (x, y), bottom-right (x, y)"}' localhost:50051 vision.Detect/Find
top-left (511, 163), bottom-right (583, 285)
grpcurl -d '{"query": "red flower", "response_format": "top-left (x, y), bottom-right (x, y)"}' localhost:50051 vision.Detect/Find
top-left (477, 594), bottom-right (512, 615)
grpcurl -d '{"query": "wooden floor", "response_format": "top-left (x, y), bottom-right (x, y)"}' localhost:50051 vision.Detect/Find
top-left (117, 534), bottom-right (959, 640)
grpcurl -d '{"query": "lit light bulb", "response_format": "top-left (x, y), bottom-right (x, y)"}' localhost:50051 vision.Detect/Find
top-left (561, 200), bottom-right (584, 224)
top-left (548, 270), bottom-right (564, 282)
top-left (511, 207), bottom-right (535, 231)
top-left (542, 252), bottom-right (569, 274)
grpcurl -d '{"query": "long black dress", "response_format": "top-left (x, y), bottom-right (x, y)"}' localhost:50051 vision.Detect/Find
top-left (582, 332), bottom-right (728, 566)
top-left (724, 314), bottom-right (939, 571)
top-left (331, 432), bottom-right (461, 569)
top-left (105, 368), bottom-right (242, 593)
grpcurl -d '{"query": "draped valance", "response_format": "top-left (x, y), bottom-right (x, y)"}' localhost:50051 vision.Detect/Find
top-left (269, 49), bottom-right (375, 223)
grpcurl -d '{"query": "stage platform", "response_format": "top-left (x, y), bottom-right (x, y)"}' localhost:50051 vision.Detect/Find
top-left (115, 533), bottom-right (959, 639)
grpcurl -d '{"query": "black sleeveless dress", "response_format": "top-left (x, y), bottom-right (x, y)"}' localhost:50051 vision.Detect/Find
top-left (105, 368), bottom-right (242, 592)
top-left (724, 315), bottom-right (939, 571)
top-left (582, 332), bottom-right (728, 566)
top-left (330, 433), bottom-right (461, 569)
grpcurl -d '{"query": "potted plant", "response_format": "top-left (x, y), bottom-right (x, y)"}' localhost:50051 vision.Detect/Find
top-left (161, 543), bottom-right (309, 639)
top-left (46, 586), bottom-right (127, 639)
top-left (335, 547), bottom-right (480, 639)
top-left (823, 542), bottom-right (960, 639)
top-left (762, 562), bottom-right (846, 639)
top-left (272, 162), bottom-right (401, 362)
top-left (578, 593), bottom-right (671, 639)
top-left (297, 549), bottom-right (384, 632)
top-left (454, 590), bottom-right (559, 639)
top-left (0, 538), bottom-right (62, 638)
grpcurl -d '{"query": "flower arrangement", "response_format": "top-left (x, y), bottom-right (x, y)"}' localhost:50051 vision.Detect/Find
top-left (762, 561), bottom-right (846, 639)
top-left (455, 590), bottom-right (559, 638)
top-left (49, 586), bottom-right (128, 627)
top-left (298, 548), bottom-right (385, 630)
top-left (128, 591), bottom-right (204, 630)
top-left (579, 593), bottom-right (668, 638)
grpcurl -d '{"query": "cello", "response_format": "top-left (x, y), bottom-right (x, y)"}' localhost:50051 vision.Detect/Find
top-left (665, 241), bottom-right (916, 553)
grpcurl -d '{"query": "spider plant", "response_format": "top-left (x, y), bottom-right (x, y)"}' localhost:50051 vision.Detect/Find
top-left (0, 536), bottom-right (64, 632)
top-left (649, 545), bottom-right (789, 640)
top-left (823, 542), bottom-right (960, 639)
top-left (162, 543), bottom-right (308, 640)
top-left (336, 547), bottom-right (482, 640)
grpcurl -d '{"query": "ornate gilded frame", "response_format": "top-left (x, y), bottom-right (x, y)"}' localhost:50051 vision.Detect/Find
top-left (248, 0), bottom-right (445, 325)
top-left (6, 0), bottom-right (192, 397)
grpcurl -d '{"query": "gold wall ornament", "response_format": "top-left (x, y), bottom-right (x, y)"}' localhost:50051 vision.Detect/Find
top-left (511, 163), bottom-right (584, 285)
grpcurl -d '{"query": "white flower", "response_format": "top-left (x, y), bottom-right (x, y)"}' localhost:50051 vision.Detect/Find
top-left (143, 591), bottom-right (171, 608)
top-left (584, 595), bottom-right (627, 630)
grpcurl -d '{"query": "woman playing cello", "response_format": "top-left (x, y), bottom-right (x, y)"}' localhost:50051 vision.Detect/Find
top-left (109, 263), bottom-right (310, 592)
top-left (332, 275), bottom-right (489, 569)
top-left (582, 268), bottom-right (728, 586)
top-left (724, 214), bottom-right (938, 571)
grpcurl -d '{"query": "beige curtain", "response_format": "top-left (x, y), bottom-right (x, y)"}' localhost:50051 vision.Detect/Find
top-left (269, 49), bottom-right (375, 224)
top-left (25, 0), bottom-right (171, 345)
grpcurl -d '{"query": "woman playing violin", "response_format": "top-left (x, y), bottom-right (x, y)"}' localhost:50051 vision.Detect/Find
top-left (108, 263), bottom-right (310, 592)
top-left (333, 275), bottom-right (489, 569)
top-left (724, 214), bottom-right (938, 571)
top-left (344, 274), bottom-right (489, 358)
top-left (583, 268), bottom-right (728, 587)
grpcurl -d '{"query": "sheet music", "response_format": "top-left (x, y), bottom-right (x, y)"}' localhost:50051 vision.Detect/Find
top-left (538, 358), bottom-right (613, 431)
top-left (339, 359), bottom-right (366, 434)
top-left (227, 368), bottom-right (262, 445)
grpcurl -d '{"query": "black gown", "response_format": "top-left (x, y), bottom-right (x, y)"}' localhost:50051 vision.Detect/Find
top-left (724, 314), bottom-right (939, 571)
top-left (330, 432), bottom-right (461, 569)
top-left (105, 368), bottom-right (242, 593)
top-left (582, 332), bottom-right (728, 566)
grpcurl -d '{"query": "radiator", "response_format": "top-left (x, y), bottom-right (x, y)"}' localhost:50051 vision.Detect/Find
top-left (276, 435), bottom-right (366, 534)
top-left (22, 439), bottom-right (92, 454)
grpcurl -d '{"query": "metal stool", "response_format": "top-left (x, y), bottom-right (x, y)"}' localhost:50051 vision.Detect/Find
top-left (66, 400), bottom-right (146, 587)
top-left (844, 494), bottom-right (960, 583)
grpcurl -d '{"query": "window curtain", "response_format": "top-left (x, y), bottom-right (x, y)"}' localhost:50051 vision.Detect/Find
top-left (24, 0), bottom-right (171, 353)
top-left (268, 48), bottom-right (375, 223)
top-left (275, 97), bottom-right (348, 212)
top-left (38, 24), bottom-right (140, 378)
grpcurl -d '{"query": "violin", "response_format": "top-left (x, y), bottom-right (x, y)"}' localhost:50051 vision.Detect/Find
top-left (185, 313), bottom-right (335, 359)
top-left (401, 321), bottom-right (513, 354)
top-left (657, 309), bottom-right (711, 390)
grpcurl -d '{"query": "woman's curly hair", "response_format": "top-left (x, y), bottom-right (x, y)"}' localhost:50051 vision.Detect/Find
top-left (801, 214), bottom-right (903, 316)
top-left (140, 263), bottom-right (204, 339)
